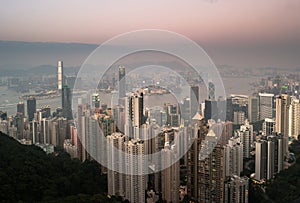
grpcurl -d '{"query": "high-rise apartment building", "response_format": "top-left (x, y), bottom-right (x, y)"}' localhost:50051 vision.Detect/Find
top-left (275, 94), bottom-right (290, 155)
top-left (235, 120), bottom-right (253, 159)
top-left (161, 142), bottom-right (180, 203)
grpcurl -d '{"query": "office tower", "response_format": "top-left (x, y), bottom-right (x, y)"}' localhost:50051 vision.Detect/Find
top-left (224, 175), bottom-right (249, 203)
top-left (91, 93), bottom-right (100, 109)
top-left (107, 132), bottom-right (127, 197)
top-left (57, 60), bottom-right (64, 90)
top-left (190, 85), bottom-right (200, 118)
top-left (262, 118), bottom-right (276, 136)
top-left (208, 82), bottom-right (215, 100)
top-left (224, 136), bottom-right (243, 177)
top-left (288, 97), bottom-right (300, 139)
top-left (198, 130), bottom-right (225, 203)
top-left (233, 111), bottom-right (245, 125)
top-left (204, 99), bottom-right (218, 121)
top-left (275, 94), bottom-right (290, 155)
top-left (40, 118), bottom-right (51, 144)
top-left (235, 120), bottom-right (253, 158)
top-left (226, 97), bottom-right (234, 121)
top-left (27, 97), bottom-right (36, 121)
top-left (62, 85), bottom-right (72, 120)
top-left (255, 135), bottom-right (283, 180)
top-left (119, 65), bottom-right (126, 98)
top-left (248, 96), bottom-right (259, 123)
top-left (125, 139), bottom-right (146, 203)
top-left (14, 113), bottom-right (24, 140)
top-left (29, 120), bottom-right (38, 143)
top-left (259, 93), bottom-right (274, 120)
top-left (161, 143), bottom-right (180, 203)
top-left (17, 102), bottom-right (25, 115)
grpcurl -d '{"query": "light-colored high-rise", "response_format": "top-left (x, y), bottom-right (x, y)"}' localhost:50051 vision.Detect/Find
top-left (125, 139), bottom-right (146, 203)
top-left (107, 132), bottom-right (127, 197)
top-left (161, 142), bottom-right (180, 203)
top-left (275, 94), bottom-right (290, 155)
top-left (259, 93), bottom-right (274, 120)
top-left (289, 97), bottom-right (300, 139)
top-left (57, 61), bottom-right (64, 90)
top-left (262, 118), bottom-right (276, 136)
top-left (235, 120), bottom-right (253, 159)
top-left (224, 136), bottom-right (243, 178)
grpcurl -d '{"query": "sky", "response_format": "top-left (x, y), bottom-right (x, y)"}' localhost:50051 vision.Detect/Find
top-left (0, 0), bottom-right (300, 69)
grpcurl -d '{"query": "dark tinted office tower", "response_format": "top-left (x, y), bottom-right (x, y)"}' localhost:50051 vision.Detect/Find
top-left (62, 85), bottom-right (72, 120)
top-left (204, 100), bottom-right (218, 121)
top-left (119, 65), bottom-right (126, 98)
top-left (17, 102), bottom-right (25, 115)
top-left (190, 85), bottom-right (200, 118)
top-left (27, 97), bottom-right (36, 121)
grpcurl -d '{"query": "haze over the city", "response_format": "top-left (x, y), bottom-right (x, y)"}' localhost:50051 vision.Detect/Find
top-left (0, 0), bottom-right (300, 69)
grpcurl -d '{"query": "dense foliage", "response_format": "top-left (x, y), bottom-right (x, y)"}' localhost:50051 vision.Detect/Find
top-left (265, 140), bottom-right (300, 203)
top-left (0, 132), bottom-right (124, 202)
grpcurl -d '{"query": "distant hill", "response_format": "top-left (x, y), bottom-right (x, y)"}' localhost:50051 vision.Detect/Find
top-left (0, 132), bottom-right (126, 203)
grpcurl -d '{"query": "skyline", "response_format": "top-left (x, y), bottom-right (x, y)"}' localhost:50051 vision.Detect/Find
top-left (0, 0), bottom-right (300, 69)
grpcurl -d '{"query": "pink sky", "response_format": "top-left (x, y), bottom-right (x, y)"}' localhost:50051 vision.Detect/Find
top-left (0, 0), bottom-right (299, 68)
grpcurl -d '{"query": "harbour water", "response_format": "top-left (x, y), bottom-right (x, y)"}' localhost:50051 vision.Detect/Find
top-left (0, 76), bottom-right (262, 117)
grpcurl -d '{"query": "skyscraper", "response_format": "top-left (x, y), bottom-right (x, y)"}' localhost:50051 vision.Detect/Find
top-left (235, 120), bottom-right (253, 159)
top-left (259, 93), bottom-right (274, 120)
top-left (275, 94), bottom-right (290, 155)
top-left (289, 97), bottom-right (300, 139)
top-left (198, 130), bottom-right (225, 203)
top-left (248, 96), bottom-right (259, 123)
top-left (224, 175), bottom-right (249, 203)
top-left (125, 139), bottom-right (146, 203)
top-left (190, 85), bottom-right (200, 119)
top-left (27, 97), bottom-right (36, 121)
top-left (58, 60), bottom-right (64, 90)
top-left (107, 132), bottom-right (127, 197)
top-left (17, 102), bottom-right (25, 115)
top-left (62, 85), bottom-right (72, 120)
top-left (161, 142), bottom-right (180, 203)
top-left (255, 135), bottom-right (283, 180)
top-left (119, 65), bottom-right (126, 98)
top-left (224, 136), bottom-right (243, 178)
top-left (262, 118), bottom-right (276, 136)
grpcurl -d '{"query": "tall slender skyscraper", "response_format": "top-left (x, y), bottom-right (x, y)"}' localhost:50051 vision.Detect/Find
top-left (119, 65), bottom-right (126, 98)
top-left (190, 85), bottom-right (200, 119)
top-left (275, 94), bottom-right (290, 155)
top-left (27, 97), bottom-right (36, 121)
top-left (62, 85), bottom-right (72, 120)
top-left (58, 61), bottom-right (64, 90)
